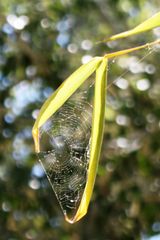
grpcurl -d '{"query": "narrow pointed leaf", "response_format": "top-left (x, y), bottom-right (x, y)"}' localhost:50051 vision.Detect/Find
top-left (33, 57), bottom-right (102, 152)
top-left (104, 11), bottom-right (160, 42)
top-left (32, 57), bottom-right (105, 223)
top-left (71, 57), bottom-right (108, 223)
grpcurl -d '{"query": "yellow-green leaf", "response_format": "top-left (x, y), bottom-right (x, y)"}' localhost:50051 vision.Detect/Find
top-left (32, 57), bottom-right (102, 152)
top-left (104, 11), bottom-right (160, 42)
top-left (70, 57), bottom-right (108, 223)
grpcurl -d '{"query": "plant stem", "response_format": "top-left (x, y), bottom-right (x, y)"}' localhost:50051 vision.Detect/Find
top-left (104, 39), bottom-right (160, 59)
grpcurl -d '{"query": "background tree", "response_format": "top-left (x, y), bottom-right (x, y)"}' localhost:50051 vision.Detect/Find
top-left (0, 0), bottom-right (160, 239)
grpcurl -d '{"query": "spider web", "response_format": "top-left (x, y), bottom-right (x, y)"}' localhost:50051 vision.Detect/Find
top-left (37, 42), bottom-right (159, 222)
top-left (38, 78), bottom-right (94, 221)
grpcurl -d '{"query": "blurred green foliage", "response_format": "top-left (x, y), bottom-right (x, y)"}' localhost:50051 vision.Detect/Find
top-left (0, 0), bottom-right (160, 239)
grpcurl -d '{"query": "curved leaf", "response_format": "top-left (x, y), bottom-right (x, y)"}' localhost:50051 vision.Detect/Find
top-left (70, 57), bottom-right (108, 223)
top-left (104, 11), bottom-right (160, 42)
top-left (32, 57), bottom-right (102, 152)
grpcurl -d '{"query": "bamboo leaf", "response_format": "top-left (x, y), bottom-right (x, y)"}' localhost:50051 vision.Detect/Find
top-left (70, 57), bottom-right (108, 223)
top-left (104, 11), bottom-right (160, 42)
top-left (32, 57), bottom-right (102, 152)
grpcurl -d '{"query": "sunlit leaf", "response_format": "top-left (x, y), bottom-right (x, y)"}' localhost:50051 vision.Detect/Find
top-left (71, 57), bottom-right (108, 223)
top-left (103, 11), bottom-right (160, 42)
top-left (32, 57), bottom-right (102, 152)
top-left (32, 56), bottom-right (107, 223)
